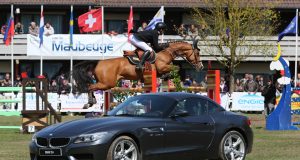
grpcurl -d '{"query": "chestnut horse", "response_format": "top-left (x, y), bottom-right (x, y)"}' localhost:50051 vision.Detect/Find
top-left (73, 41), bottom-right (203, 108)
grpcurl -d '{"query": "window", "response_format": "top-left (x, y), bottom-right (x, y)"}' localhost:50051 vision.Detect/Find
top-left (109, 95), bottom-right (176, 118)
top-left (173, 98), bottom-right (208, 116)
top-left (207, 101), bottom-right (225, 114)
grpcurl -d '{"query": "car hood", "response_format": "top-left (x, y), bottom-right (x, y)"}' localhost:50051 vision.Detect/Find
top-left (37, 116), bottom-right (155, 137)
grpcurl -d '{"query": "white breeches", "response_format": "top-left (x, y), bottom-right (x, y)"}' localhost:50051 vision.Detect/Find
top-left (129, 35), bottom-right (153, 52)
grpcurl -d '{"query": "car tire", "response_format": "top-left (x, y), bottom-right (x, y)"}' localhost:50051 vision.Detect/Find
top-left (219, 131), bottom-right (246, 160)
top-left (107, 136), bottom-right (140, 160)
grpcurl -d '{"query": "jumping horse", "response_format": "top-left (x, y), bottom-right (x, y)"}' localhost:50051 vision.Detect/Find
top-left (73, 41), bottom-right (203, 108)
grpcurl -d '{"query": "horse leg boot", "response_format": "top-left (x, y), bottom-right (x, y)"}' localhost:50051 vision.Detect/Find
top-left (136, 50), bottom-right (151, 70)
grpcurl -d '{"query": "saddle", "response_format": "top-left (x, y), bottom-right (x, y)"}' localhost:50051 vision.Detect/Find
top-left (123, 49), bottom-right (156, 67)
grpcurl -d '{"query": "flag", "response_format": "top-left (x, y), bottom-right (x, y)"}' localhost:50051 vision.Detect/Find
top-left (3, 17), bottom-right (14, 46)
top-left (70, 5), bottom-right (74, 46)
top-left (39, 5), bottom-right (44, 47)
top-left (145, 6), bottom-right (165, 30)
top-left (127, 6), bottom-right (133, 39)
top-left (278, 16), bottom-right (297, 42)
top-left (78, 8), bottom-right (102, 33)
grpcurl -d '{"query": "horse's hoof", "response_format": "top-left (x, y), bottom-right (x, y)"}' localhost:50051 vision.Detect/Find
top-left (83, 104), bottom-right (91, 109)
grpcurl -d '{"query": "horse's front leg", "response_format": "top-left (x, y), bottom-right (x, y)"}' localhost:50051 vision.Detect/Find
top-left (83, 82), bottom-right (114, 109)
top-left (157, 64), bottom-right (173, 75)
top-left (83, 90), bottom-right (96, 109)
top-left (158, 64), bottom-right (180, 80)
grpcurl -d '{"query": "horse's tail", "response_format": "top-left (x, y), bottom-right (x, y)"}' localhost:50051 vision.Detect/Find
top-left (73, 60), bottom-right (98, 93)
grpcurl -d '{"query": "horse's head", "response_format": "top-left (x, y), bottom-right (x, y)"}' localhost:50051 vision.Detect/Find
top-left (169, 41), bottom-right (204, 71)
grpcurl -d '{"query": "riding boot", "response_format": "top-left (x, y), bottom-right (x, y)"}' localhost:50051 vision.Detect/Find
top-left (136, 50), bottom-right (151, 70)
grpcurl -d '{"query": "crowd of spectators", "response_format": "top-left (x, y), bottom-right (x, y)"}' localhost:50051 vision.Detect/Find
top-left (173, 23), bottom-right (209, 38)
top-left (0, 72), bottom-right (71, 95)
top-left (1, 21), bottom-right (54, 36)
top-left (0, 71), bottom-right (289, 96)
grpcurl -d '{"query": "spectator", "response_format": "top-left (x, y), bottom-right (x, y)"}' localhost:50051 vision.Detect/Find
top-left (220, 77), bottom-right (228, 93)
top-left (2, 73), bottom-right (12, 87)
top-left (291, 77), bottom-right (295, 88)
top-left (136, 80), bottom-right (143, 89)
top-left (234, 78), bottom-right (244, 92)
top-left (59, 79), bottom-right (71, 94)
top-left (240, 73), bottom-right (249, 87)
top-left (49, 80), bottom-right (58, 93)
top-left (56, 73), bottom-right (65, 94)
top-left (29, 22), bottom-right (38, 36)
top-left (296, 73), bottom-right (300, 87)
top-left (199, 23), bottom-right (209, 37)
top-left (1, 24), bottom-right (7, 35)
top-left (174, 23), bottom-right (187, 37)
top-left (244, 74), bottom-right (259, 93)
top-left (258, 76), bottom-right (264, 92)
top-left (14, 22), bottom-right (24, 34)
top-left (261, 78), bottom-right (276, 117)
top-left (14, 75), bottom-right (22, 87)
top-left (44, 22), bottom-right (54, 36)
top-left (191, 80), bottom-right (198, 87)
top-left (188, 24), bottom-right (198, 36)
top-left (200, 75), bottom-right (208, 90)
top-left (183, 75), bottom-right (192, 87)
top-left (137, 22), bottom-right (147, 32)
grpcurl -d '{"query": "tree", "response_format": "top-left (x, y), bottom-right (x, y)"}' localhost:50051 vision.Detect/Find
top-left (192, 0), bottom-right (279, 93)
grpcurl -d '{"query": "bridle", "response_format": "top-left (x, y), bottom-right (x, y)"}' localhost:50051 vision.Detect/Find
top-left (177, 44), bottom-right (202, 70)
top-left (164, 42), bottom-right (203, 70)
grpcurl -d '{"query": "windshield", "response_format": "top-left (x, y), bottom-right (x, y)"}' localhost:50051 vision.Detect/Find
top-left (108, 95), bottom-right (176, 118)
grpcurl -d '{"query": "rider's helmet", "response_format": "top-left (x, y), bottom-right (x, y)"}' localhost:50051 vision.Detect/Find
top-left (155, 22), bottom-right (167, 31)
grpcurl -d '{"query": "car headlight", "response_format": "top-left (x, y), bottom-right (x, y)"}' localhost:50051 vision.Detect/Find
top-left (74, 132), bottom-right (108, 144)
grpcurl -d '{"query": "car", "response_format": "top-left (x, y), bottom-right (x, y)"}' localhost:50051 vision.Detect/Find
top-left (29, 92), bottom-right (253, 160)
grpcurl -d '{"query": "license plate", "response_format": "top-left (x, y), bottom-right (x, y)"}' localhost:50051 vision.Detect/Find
top-left (39, 148), bottom-right (62, 156)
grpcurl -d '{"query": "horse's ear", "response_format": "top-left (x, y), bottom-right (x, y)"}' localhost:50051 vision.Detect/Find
top-left (192, 39), bottom-right (200, 50)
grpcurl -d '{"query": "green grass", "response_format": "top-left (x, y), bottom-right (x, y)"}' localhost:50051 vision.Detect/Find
top-left (0, 114), bottom-right (299, 159)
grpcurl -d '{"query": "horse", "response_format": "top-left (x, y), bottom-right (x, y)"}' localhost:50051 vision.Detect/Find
top-left (73, 41), bottom-right (203, 108)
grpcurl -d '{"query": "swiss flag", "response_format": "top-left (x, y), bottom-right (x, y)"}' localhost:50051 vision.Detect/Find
top-left (78, 8), bottom-right (102, 33)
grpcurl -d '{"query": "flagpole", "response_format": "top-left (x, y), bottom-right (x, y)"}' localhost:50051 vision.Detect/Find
top-left (11, 4), bottom-right (14, 87)
top-left (295, 9), bottom-right (298, 87)
top-left (40, 5), bottom-right (43, 77)
top-left (70, 55), bottom-right (73, 92)
top-left (102, 6), bottom-right (104, 60)
top-left (40, 56), bottom-right (43, 76)
top-left (161, 6), bottom-right (164, 43)
top-left (70, 5), bottom-right (73, 91)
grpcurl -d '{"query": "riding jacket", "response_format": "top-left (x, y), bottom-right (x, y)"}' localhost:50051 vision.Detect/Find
top-left (133, 29), bottom-right (164, 52)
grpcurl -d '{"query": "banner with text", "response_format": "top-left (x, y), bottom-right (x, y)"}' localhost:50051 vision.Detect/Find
top-left (0, 92), bottom-right (103, 113)
top-left (27, 34), bottom-right (135, 57)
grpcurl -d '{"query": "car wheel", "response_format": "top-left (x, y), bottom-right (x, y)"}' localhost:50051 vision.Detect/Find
top-left (107, 136), bottom-right (140, 160)
top-left (219, 131), bottom-right (246, 160)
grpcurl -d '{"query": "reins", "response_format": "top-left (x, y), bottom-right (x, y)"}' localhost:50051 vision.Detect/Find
top-left (167, 42), bottom-right (200, 70)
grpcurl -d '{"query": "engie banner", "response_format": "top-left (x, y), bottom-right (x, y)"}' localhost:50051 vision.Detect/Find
top-left (27, 34), bottom-right (134, 57)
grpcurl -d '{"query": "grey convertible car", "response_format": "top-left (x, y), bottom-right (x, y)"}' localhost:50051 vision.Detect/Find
top-left (29, 92), bottom-right (253, 160)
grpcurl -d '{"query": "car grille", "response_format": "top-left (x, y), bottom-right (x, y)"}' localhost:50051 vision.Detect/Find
top-left (36, 137), bottom-right (48, 147)
top-left (50, 138), bottom-right (70, 147)
top-left (36, 137), bottom-right (70, 147)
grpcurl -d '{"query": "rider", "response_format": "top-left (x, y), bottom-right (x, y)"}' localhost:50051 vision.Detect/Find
top-left (129, 22), bottom-right (168, 70)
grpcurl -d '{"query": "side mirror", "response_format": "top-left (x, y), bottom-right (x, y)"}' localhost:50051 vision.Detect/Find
top-left (169, 110), bottom-right (189, 118)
